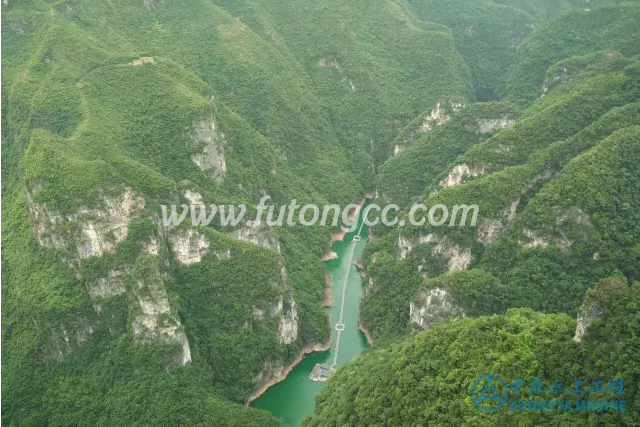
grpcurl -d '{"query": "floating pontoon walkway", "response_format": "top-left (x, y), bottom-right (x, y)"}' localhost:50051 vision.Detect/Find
top-left (330, 219), bottom-right (365, 369)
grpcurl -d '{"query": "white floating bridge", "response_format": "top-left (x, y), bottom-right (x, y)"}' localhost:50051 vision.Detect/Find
top-left (330, 219), bottom-right (365, 368)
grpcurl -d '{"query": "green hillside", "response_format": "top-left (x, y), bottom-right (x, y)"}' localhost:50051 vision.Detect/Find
top-left (308, 2), bottom-right (640, 425)
top-left (361, 4), bottom-right (640, 340)
top-left (305, 278), bottom-right (640, 426)
top-left (3, 0), bottom-right (639, 425)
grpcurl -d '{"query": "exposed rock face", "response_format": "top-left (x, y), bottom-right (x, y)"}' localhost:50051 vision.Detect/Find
top-left (228, 219), bottom-right (295, 344)
top-left (132, 260), bottom-right (192, 365)
top-left (323, 272), bottom-right (334, 307)
top-left (573, 300), bottom-right (603, 343)
top-left (230, 220), bottom-right (281, 253)
top-left (439, 164), bottom-right (486, 188)
top-left (398, 233), bottom-right (440, 260)
top-left (475, 197), bottom-right (527, 244)
top-left (250, 357), bottom-right (293, 401)
top-left (252, 359), bottom-right (289, 400)
top-left (398, 233), bottom-right (471, 271)
top-left (244, 262), bottom-right (304, 402)
top-left (322, 250), bottom-right (338, 261)
top-left (507, 199), bottom-right (519, 224)
top-left (28, 186), bottom-right (193, 365)
top-left (278, 297), bottom-right (298, 345)
top-left (184, 189), bottom-right (203, 205)
top-left (142, 237), bottom-right (159, 255)
top-left (476, 218), bottom-right (505, 244)
top-left (330, 230), bottom-right (346, 244)
top-left (252, 307), bottom-right (265, 322)
top-left (247, 327), bottom-right (333, 405)
top-left (556, 206), bottom-right (590, 228)
top-left (476, 117), bottom-right (516, 134)
top-left (519, 228), bottom-right (572, 251)
top-left (27, 193), bottom-right (68, 250)
top-left (519, 207), bottom-right (589, 251)
top-left (572, 276), bottom-right (628, 343)
top-left (433, 240), bottom-right (472, 271)
top-left (75, 188), bottom-right (142, 258)
top-left (410, 287), bottom-right (464, 331)
top-left (539, 66), bottom-right (569, 99)
top-left (421, 101), bottom-right (450, 131)
top-left (276, 266), bottom-right (298, 345)
top-left (393, 143), bottom-right (406, 155)
top-left (88, 269), bottom-right (126, 312)
top-left (169, 229), bottom-right (210, 265)
top-left (271, 295), bottom-right (285, 317)
top-left (28, 188), bottom-right (145, 261)
top-left (129, 56), bottom-right (154, 66)
top-left (526, 169), bottom-right (554, 191)
top-left (191, 119), bottom-right (227, 183)
top-left (420, 100), bottom-right (464, 132)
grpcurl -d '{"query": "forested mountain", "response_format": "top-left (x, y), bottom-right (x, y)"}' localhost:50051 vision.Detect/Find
top-left (2, 0), bottom-right (638, 426)
top-left (306, 2), bottom-right (640, 426)
top-left (364, 1), bottom-right (640, 340)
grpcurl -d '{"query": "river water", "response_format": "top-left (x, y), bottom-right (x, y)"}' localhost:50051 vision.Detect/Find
top-left (251, 208), bottom-right (370, 426)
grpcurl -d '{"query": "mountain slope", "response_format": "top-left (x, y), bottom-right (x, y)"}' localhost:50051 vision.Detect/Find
top-left (3, 0), bottom-right (639, 426)
top-left (306, 3), bottom-right (640, 425)
top-left (304, 278), bottom-right (640, 426)
top-left (361, 4), bottom-right (640, 339)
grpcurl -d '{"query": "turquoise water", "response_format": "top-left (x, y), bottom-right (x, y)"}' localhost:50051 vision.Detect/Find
top-left (251, 208), bottom-right (370, 426)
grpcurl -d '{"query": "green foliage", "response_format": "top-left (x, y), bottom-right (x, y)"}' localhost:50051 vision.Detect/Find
top-left (217, 0), bottom-right (475, 170)
top-left (306, 276), bottom-right (640, 425)
top-left (407, 0), bottom-right (536, 99)
top-left (364, 47), bottom-right (640, 343)
top-left (377, 102), bottom-right (519, 207)
top-left (505, 3), bottom-right (640, 105)
top-left (422, 269), bottom-right (508, 316)
top-left (360, 252), bottom-right (423, 339)
top-left (304, 309), bottom-right (580, 426)
top-left (4, 0), bottom-right (640, 425)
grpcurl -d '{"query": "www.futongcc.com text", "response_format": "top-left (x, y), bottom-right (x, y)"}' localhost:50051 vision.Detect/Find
top-left (161, 196), bottom-right (478, 231)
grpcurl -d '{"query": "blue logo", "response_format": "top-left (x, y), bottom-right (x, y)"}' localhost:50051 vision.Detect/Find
top-left (471, 374), bottom-right (508, 411)
top-left (471, 376), bottom-right (627, 412)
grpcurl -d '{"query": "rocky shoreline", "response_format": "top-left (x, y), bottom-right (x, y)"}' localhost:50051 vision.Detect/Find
top-left (246, 325), bottom-right (333, 405)
top-left (358, 316), bottom-right (375, 345)
top-left (322, 271), bottom-right (334, 307)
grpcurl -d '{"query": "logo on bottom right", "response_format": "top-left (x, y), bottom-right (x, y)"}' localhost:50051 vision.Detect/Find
top-left (471, 375), bottom-right (627, 412)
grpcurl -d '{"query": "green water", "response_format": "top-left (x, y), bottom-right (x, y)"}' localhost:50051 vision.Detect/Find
top-left (251, 209), bottom-right (370, 426)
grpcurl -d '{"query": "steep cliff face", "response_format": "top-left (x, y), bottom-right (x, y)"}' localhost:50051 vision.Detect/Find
top-left (27, 185), bottom-right (195, 365)
top-left (392, 99), bottom-right (466, 157)
top-left (169, 229), bottom-right (210, 265)
top-left (131, 256), bottom-right (192, 365)
top-left (572, 276), bottom-right (629, 343)
top-left (27, 187), bottom-right (146, 263)
top-left (362, 19), bottom-right (640, 342)
top-left (277, 294), bottom-right (299, 345)
top-left (476, 116), bottom-right (516, 134)
top-left (419, 100), bottom-right (464, 132)
top-left (409, 287), bottom-right (464, 330)
top-left (572, 298), bottom-right (603, 343)
top-left (438, 163), bottom-right (486, 189)
top-left (398, 233), bottom-right (471, 272)
top-left (191, 119), bottom-right (227, 183)
top-left (378, 102), bottom-right (520, 205)
top-left (231, 221), bottom-right (282, 254)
